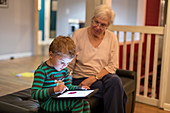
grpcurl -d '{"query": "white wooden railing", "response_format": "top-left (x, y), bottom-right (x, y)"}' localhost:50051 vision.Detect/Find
top-left (109, 25), bottom-right (164, 106)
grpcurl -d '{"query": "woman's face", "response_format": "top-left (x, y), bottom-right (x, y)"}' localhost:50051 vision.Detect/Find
top-left (91, 17), bottom-right (109, 37)
top-left (49, 52), bottom-right (73, 71)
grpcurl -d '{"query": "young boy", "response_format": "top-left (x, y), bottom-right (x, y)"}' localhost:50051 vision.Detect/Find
top-left (31, 36), bottom-right (90, 113)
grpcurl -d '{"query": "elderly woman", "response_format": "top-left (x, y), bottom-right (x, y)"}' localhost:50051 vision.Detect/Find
top-left (68, 5), bottom-right (127, 113)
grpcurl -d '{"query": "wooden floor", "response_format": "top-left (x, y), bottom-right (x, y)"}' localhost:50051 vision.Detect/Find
top-left (0, 55), bottom-right (48, 96)
top-left (0, 55), bottom-right (169, 113)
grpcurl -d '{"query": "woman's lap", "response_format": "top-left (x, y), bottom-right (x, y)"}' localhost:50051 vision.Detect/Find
top-left (72, 74), bottom-right (127, 113)
top-left (72, 73), bottom-right (122, 98)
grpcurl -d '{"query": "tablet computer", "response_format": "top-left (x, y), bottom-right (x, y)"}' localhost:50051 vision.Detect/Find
top-left (52, 89), bottom-right (99, 99)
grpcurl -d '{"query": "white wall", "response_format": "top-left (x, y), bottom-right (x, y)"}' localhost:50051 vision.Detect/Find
top-left (57, 0), bottom-right (86, 36)
top-left (0, 0), bottom-right (35, 60)
top-left (112, 0), bottom-right (138, 25)
top-left (0, 0), bottom-right (139, 59)
top-left (136, 0), bottom-right (146, 26)
top-left (56, 0), bottom-right (138, 36)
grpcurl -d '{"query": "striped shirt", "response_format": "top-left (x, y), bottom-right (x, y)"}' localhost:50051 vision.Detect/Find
top-left (31, 62), bottom-right (90, 112)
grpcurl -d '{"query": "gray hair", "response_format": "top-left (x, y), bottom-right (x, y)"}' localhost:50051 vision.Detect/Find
top-left (93, 4), bottom-right (116, 25)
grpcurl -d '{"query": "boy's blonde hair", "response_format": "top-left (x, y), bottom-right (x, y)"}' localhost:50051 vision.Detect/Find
top-left (49, 36), bottom-right (76, 58)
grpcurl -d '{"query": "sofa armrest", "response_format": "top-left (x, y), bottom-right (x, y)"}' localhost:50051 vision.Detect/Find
top-left (116, 69), bottom-right (137, 80)
top-left (116, 69), bottom-right (137, 113)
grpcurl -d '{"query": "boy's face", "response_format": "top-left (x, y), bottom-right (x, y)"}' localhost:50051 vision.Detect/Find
top-left (49, 52), bottom-right (73, 71)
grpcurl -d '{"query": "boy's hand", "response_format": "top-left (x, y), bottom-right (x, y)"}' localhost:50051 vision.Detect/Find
top-left (54, 84), bottom-right (68, 93)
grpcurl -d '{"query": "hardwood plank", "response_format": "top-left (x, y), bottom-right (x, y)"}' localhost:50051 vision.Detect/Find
top-left (135, 102), bottom-right (169, 113)
top-left (0, 55), bottom-right (48, 96)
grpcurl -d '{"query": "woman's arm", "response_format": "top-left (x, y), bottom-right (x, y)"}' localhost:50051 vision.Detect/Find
top-left (79, 68), bottom-right (109, 87)
top-left (104, 33), bottom-right (119, 74)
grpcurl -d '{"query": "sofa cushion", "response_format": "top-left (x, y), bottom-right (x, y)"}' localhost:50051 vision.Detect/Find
top-left (0, 69), bottom-right (136, 113)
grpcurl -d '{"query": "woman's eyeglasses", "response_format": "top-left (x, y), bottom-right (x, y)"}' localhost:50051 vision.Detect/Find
top-left (92, 19), bottom-right (108, 29)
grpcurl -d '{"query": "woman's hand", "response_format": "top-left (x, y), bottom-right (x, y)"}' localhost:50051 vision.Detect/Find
top-left (54, 84), bottom-right (68, 93)
top-left (80, 76), bottom-right (96, 87)
top-left (81, 86), bottom-right (90, 90)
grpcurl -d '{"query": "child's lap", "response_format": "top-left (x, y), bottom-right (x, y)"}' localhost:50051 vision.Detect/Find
top-left (40, 97), bottom-right (89, 112)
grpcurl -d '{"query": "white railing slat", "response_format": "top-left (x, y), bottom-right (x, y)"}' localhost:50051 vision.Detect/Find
top-left (117, 31), bottom-right (120, 67)
top-left (136, 33), bottom-right (143, 95)
top-left (129, 32), bottom-right (135, 71)
top-left (117, 31), bottom-right (120, 42)
top-left (123, 32), bottom-right (127, 69)
top-left (144, 34), bottom-right (151, 96)
top-left (151, 35), bottom-right (159, 98)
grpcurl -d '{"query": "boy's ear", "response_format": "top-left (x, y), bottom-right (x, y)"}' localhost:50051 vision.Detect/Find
top-left (49, 51), bottom-right (53, 58)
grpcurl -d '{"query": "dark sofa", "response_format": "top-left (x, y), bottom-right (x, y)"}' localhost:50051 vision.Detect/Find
top-left (0, 69), bottom-right (136, 113)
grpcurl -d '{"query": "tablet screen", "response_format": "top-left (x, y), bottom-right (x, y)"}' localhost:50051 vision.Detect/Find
top-left (52, 89), bottom-right (99, 99)
top-left (58, 90), bottom-right (94, 98)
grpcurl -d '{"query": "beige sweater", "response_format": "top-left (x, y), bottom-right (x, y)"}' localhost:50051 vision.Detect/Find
top-left (68, 27), bottom-right (119, 78)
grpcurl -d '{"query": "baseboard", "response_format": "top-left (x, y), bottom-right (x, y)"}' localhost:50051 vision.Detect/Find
top-left (0, 52), bottom-right (32, 60)
top-left (164, 103), bottom-right (170, 111)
